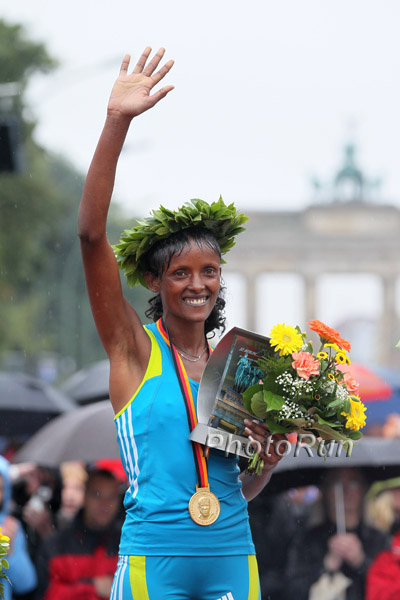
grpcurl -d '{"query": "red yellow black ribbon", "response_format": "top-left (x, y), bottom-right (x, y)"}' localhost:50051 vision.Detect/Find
top-left (157, 318), bottom-right (212, 489)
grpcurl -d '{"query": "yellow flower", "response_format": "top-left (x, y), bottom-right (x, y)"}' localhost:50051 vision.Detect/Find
top-left (341, 398), bottom-right (367, 431)
top-left (314, 393), bottom-right (321, 401)
top-left (335, 351), bottom-right (351, 365)
top-left (317, 351), bottom-right (329, 360)
top-left (328, 373), bottom-right (336, 381)
top-left (269, 323), bottom-right (303, 356)
top-left (0, 527), bottom-right (9, 545)
top-left (324, 343), bottom-right (340, 351)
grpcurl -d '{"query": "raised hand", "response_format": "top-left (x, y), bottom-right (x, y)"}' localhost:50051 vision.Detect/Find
top-left (108, 47), bottom-right (174, 118)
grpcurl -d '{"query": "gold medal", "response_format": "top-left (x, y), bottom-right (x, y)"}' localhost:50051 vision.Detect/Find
top-left (188, 485), bottom-right (220, 526)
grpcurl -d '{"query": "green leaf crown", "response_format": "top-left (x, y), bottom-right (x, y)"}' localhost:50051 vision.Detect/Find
top-left (112, 197), bottom-right (248, 288)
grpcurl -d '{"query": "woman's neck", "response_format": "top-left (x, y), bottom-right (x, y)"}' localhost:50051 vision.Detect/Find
top-left (162, 315), bottom-right (207, 355)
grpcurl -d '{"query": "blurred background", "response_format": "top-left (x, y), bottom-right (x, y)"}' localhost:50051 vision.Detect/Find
top-left (0, 0), bottom-right (399, 431)
top-left (1, 3), bottom-right (400, 599)
top-left (1, 0), bottom-right (400, 375)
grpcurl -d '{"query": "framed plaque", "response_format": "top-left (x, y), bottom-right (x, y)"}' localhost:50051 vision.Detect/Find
top-left (190, 327), bottom-right (273, 457)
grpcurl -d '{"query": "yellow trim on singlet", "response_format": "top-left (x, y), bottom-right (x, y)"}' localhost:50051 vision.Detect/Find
top-left (114, 328), bottom-right (162, 420)
top-left (248, 554), bottom-right (260, 600)
top-left (128, 556), bottom-right (150, 600)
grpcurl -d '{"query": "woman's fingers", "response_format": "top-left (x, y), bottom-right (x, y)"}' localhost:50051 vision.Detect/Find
top-left (132, 46), bottom-right (152, 74)
top-left (132, 46), bottom-right (172, 78)
top-left (119, 54), bottom-right (131, 75)
top-left (151, 59), bottom-right (175, 85)
top-left (247, 433), bottom-right (279, 462)
top-left (146, 85), bottom-right (175, 109)
top-left (142, 47), bottom-right (166, 77)
top-left (244, 419), bottom-right (269, 438)
top-left (119, 48), bottom-right (174, 97)
top-left (244, 419), bottom-right (286, 462)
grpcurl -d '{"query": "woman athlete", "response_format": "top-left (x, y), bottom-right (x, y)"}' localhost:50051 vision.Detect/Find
top-left (78, 46), bottom-right (283, 600)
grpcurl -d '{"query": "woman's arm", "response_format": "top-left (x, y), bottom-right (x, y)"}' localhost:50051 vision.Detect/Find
top-left (240, 463), bottom-right (277, 502)
top-left (78, 48), bottom-right (174, 410)
top-left (78, 111), bottom-right (143, 359)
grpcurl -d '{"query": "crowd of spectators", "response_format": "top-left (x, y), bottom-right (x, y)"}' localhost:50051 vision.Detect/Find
top-left (251, 467), bottom-right (400, 600)
top-left (1, 456), bottom-right (400, 600)
top-left (0, 457), bottom-right (124, 600)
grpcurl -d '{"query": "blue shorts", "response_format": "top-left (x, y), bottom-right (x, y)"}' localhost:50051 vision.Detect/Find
top-left (110, 554), bottom-right (260, 600)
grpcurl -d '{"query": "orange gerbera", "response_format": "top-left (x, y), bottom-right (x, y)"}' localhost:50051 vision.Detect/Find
top-left (308, 319), bottom-right (351, 352)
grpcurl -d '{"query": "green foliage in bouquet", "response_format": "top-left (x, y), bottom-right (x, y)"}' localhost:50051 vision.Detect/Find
top-left (112, 197), bottom-right (248, 288)
top-left (242, 320), bottom-right (367, 452)
top-left (0, 528), bottom-right (10, 600)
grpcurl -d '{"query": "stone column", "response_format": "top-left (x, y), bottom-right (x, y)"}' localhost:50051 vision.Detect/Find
top-left (379, 275), bottom-right (397, 365)
top-left (303, 274), bottom-right (317, 324)
top-left (245, 273), bottom-right (258, 332)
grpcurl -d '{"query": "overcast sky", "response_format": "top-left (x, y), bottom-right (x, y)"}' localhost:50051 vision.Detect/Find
top-left (2, 0), bottom-right (400, 218)
top-left (2, 1), bottom-right (400, 346)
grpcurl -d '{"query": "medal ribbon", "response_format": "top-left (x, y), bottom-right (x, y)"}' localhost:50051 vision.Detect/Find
top-left (157, 318), bottom-right (213, 489)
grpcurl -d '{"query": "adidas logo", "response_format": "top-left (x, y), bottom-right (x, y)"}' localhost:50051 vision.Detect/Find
top-left (216, 594), bottom-right (234, 600)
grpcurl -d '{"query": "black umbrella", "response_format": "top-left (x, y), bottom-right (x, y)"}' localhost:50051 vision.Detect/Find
top-left (0, 371), bottom-right (76, 436)
top-left (13, 400), bottom-right (119, 466)
top-left (265, 436), bottom-right (400, 495)
top-left (60, 360), bottom-right (110, 404)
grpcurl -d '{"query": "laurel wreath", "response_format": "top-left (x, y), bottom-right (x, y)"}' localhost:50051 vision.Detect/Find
top-left (113, 197), bottom-right (248, 288)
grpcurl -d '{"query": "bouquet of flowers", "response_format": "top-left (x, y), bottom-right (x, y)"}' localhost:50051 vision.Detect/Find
top-left (0, 527), bottom-right (10, 600)
top-left (243, 319), bottom-right (367, 474)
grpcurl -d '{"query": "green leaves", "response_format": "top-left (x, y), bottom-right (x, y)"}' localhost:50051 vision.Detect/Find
top-left (243, 386), bottom-right (285, 419)
top-left (113, 196), bottom-right (248, 288)
top-left (325, 397), bottom-right (344, 410)
top-left (242, 384), bottom-right (262, 412)
top-left (264, 417), bottom-right (293, 434)
top-left (311, 421), bottom-right (350, 442)
top-left (250, 391), bottom-right (268, 418)
top-left (263, 390), bottom-right (285, 412)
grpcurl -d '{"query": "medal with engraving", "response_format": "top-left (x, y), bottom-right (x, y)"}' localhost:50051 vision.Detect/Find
top-left (189, 485), bottom-right (220, 526)
top-left (157, 319), bottom-right (220, 526)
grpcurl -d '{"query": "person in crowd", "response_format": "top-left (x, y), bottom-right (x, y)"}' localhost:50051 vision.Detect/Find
top-left (382, 413), bottom-right (400, 438)
top-left (0, 456), bottom-right (38, 600)
top-left (56, 461), bottom-right (87, 529)
top-left (251, 486), bottom-right (319, 600)
top-left (283, 468), bottom-right (389, 600)
top-left (35, 467), bottom-right (122, 600)
top-left (366, 477), bottom-right (400, 536)
top-left (366, 530), bottom-right (400, 600)
top-left (78, 46), bottom-right (284, 599)
top-left (11, 464), bottom-right (61, 558)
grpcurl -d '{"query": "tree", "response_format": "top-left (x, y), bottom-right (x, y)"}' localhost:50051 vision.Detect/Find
top-left (0, 19), bottom-right (63, 361)
top-left (0, 20), bottom-right (150, 376)
top-left (0, 20), bottom-right (56, 172)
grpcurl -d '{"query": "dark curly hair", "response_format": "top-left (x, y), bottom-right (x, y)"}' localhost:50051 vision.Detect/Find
top-left (142, 227), bottom-right (226, 336)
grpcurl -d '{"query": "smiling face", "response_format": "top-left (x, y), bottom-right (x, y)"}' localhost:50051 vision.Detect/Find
top-left (147, 239), bottom-right (221, 326)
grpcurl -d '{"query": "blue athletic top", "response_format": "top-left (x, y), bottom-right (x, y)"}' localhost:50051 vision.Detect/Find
top-left (114, 322), bottom-right (255, 556)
